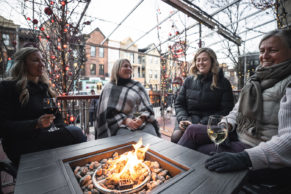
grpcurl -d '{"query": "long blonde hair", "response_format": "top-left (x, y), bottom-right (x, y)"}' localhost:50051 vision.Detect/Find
top-left (110, 58), bottom-right (131, 85)
top-left (189, 47), bottom-right (220, 89)
top-left (7, 47), bottom-right (56, 105)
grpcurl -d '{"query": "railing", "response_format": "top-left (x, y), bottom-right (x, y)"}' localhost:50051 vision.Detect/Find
top-left (57, 95), bottom-right (99, 134)
top-left (56, 90), bottom-right (240, 135)
top-left (56, 93), bottom-right (163, 135)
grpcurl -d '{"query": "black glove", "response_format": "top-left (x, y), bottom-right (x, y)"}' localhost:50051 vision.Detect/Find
top-left (205, 151), bottom-right (251, 172)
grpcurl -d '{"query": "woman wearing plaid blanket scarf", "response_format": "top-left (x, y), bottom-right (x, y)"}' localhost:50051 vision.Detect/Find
top-left (95, 59), bottom-right (160, 139)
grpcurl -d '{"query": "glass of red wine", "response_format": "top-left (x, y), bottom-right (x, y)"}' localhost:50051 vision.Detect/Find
top-left (43, 98), bottom-right (59, 132)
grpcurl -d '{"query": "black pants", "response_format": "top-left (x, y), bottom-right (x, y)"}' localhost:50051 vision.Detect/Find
top-left (89, 111), bottom-right (96, 126)
top-left (248, 167), bottom-right (291, 185)
top-left (3, 126), bottom-right (86, 165)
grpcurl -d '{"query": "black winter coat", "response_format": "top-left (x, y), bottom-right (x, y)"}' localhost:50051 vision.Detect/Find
top-left (175, 70), bottom-right (234, 125)
top-left (0, 80), bottom-right (74, 164)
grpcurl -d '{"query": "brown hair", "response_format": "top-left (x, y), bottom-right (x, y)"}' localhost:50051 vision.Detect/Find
top-left (189, 47), bottom-right (220, 89)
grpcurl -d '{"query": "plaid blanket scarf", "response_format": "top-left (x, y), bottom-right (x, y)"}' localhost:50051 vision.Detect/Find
top-left (96, 80), bottom-right (160, 138)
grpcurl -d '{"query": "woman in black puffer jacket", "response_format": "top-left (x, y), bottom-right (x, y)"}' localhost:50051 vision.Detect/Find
top-left (171, 47), bottom-right (234, 143)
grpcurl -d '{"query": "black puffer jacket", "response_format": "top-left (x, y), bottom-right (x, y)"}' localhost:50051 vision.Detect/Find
top-left (175, 69), bottom-right (234, 125)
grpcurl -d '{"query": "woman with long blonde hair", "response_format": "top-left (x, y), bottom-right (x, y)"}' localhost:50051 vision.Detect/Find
top-left (0, 47), bottom-right (86, 164)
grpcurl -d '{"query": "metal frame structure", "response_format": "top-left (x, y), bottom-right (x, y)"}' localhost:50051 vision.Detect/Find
top-left (162, 0), bottom-right (242, 46)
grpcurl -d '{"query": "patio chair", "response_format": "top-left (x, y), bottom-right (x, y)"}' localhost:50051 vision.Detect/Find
top-left (239, 167), bottom-right (291, 194)
top-left (0, 160), bottom-right (17, 194)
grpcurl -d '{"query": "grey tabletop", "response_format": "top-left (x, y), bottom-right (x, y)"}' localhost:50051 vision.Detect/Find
top-left (15, 131), bottom-right (247, 194)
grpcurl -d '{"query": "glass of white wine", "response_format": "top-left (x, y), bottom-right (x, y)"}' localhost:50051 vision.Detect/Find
top-left (207, 115), bottom-right (228, 153)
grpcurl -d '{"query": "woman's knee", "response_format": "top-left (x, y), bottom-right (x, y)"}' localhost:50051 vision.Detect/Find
top-left (171, 130), bottom-right (184, 143)
top-left (142, 123), bottom-right (158, 136)
top-left (66, 126), bottom-right (87, 143)
top-left (185, 124), bottom-right (205, 135)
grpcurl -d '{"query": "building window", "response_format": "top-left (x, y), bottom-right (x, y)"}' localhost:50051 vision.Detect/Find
top-left (80, 67), bottom-right (85, 76)
top-left (138, 67), bottom-right (141, 77)
top-left (155, 71), bottom-right (158, 79)
top-left (99, 64), bottom-right (104, 75)
top-left (99, 47), bottom-right (104, 58)
top-left (90, 46), bottom-right (96, 56)
top-left (149, 70), bottom-right (152, 78)
top-left (2, 34), bottom-right (10, 46)
top-left (130, 53), bottom-right (134, 63)
top-left (90, 64), bottom-right (96, 75)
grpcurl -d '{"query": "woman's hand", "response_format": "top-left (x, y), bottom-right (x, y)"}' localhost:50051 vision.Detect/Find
top-left (135, 117), bottom-right (144, 128)
top-left (179, 120), bottom-right (192, 131)
top-left (124, 118), bottom-right (142, 130)
top-left (37, 114), bottom-right (55, 128)
top-left (205, 151), bottom-right (251, 172)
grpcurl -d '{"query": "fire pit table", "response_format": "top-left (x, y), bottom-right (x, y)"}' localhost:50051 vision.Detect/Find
top-left (14, 131), bottom-right (248, 194)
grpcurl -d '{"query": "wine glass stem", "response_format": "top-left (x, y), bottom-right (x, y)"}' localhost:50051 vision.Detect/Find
top-left (215, 143), bottom-right (219, 153)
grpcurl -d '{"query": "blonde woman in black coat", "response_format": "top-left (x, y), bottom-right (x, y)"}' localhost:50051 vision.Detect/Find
top-left (0, 47), bottom-right (86, 164)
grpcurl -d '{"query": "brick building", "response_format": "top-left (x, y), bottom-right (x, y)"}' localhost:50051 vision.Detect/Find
top-left (84, 28), bottom-right (108, 78)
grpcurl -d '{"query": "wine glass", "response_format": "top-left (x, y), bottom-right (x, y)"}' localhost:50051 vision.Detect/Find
top-left (207, 115), bottom-right (228, 153)
top-left (43, 98), bottom-right (59, 132)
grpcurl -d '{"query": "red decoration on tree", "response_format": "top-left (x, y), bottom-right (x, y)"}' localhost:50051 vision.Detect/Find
top-left (40, 27), bottom-right (45, 31)
top-left (27, 17), bottom-right (31, 21)
top-left (175, 31), bottom-right (179, 35)
top-left (50, 1), bottom-right (55, 5)
top-left (69, 116), bottom-right (75, 122)
top-left (61, 1), bottom-right (66, 6)
top-left (83, 21), bottom-right (91, 25)
top-left (44, 7), bottom-right (53, 15)
top-left (32, 19), bottom-right (38, 24)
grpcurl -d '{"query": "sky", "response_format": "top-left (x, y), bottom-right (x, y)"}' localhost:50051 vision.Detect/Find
top-left (0, 0), bottom-right (277, 67)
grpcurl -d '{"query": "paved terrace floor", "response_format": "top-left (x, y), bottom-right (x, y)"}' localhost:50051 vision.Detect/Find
top-left (0, 115), bottom-right (176, 194)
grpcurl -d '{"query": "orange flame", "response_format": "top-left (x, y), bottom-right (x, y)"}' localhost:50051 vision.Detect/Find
top-left (106, 138), bottom-right (149, 183)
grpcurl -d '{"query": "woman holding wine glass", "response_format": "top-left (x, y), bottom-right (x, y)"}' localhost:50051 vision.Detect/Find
top-left (96, 59), bottom-right (160, 139)
top-left (172, 47), bottom-right (234, 144)
top-left (174, 47), bottom-right (235, 149)
top-left (0, 47), bottom-right (87, 164)
top-left (179, 29), bottom-right (291, 187)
